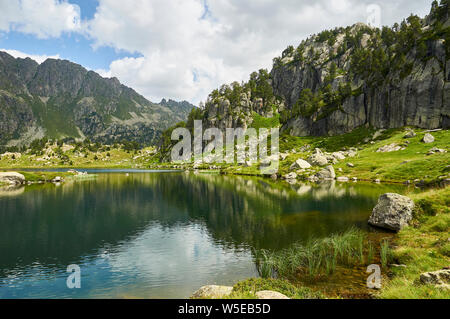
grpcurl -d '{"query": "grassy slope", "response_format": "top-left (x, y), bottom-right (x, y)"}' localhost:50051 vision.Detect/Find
top-left (0, 146), bottom-right (158, 170)
top-left (379, 187), bottom-right (450, 299)
top-left (333, 129), bottom-right (450, 183)
top-left (223, 127), bottom-right (449, 184)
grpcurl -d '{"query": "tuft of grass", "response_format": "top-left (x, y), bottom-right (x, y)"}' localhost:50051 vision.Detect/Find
top-left (367, 242), bottom-right (375, 265)
top-left (380, 240), bottom-right (393, 267)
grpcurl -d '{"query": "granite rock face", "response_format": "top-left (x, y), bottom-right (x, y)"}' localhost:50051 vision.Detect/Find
top-left (272, 6), bottom-right (449, 137)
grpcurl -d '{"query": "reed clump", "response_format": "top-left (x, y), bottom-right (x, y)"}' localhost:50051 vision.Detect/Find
top-left (255, 228), bottom-right (379, 280)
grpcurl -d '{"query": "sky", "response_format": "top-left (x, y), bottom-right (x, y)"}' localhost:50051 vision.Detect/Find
top-left (0, 0), bottom-right (434, 104)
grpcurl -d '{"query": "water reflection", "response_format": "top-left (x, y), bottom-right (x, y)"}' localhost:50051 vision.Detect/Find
top-left (0, 172), bottom-right (408, 298)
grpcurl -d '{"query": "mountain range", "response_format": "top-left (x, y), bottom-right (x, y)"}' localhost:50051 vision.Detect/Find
top-left (0, 52), bottom-right (195, 148)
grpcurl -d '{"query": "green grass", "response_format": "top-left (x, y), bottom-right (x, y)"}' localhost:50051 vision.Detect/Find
top-left (379, 187), bottom-right (450, 299)
top-left (0, 145), bottom-right (158, 170)
top-left (226, 278), bottom-right (325, 299)
top-left (250, 112), bottom-right (281, 130)
top-left (380, 240), bottom-right (393, 267)
top-left (254, 228), bottom-right (370, 281)
top-left (221, 127), bottom-right (449, 184)
top-left (334, 128), bottom-right (450, 184)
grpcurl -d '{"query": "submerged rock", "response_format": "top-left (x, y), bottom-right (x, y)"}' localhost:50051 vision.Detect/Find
top-left (368, 193), bottom-right (415, 232)
top-left (191, 285), bottom-right (233, 299)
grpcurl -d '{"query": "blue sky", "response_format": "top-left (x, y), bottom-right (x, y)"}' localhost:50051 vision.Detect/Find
top-left (0, 0), bottom-right (433, 103)
top-left (0, 0), bottom-right (141, 71)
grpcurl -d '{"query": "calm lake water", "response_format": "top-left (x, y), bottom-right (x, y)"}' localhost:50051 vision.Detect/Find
top-left (0, 170), bottom-right (408, 299)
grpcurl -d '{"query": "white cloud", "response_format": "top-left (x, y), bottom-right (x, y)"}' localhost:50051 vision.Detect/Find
top-left (0, 48), bottom-right (60, 64)
top-left (0, 0), bottom-right (81, 39)
top-left (86, 0), bottom-right (433, 104)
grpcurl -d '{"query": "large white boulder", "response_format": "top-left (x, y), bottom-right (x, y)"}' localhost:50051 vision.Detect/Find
top-left (290, 159), bottom-right (312, 170)
top-left (307, 153), bottom-right (328, 166)
top-left (422, 133), bottom-right (435, 144)
top-left (0, 172), bottom-right (25, 185)
top-left (315, 166), bottom-right (335, 180)
top-left (368, 193), bottom-right (415, 231)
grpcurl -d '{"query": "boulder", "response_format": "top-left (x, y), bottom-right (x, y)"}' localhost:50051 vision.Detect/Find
top-left (290, 159), bottom-right (312, 170)
top-left (422, 133), bottom-right (435, 144)
top-left (347, 163), bottom-right (355, 168)
top-left (284, 172), bottom-right (298, 180)
top-left (255, 291), bottom-right (290, 299)
top-left (377, 143), bottom-right (401, 153)
top-left (404, 130), bottom-right (416, 138)
top-left (420, 269), bottom-right (450, 290)
top-left (332, 152), bottom-right (346, 160)
top-left (347, 150), bottom-right (357, 158)
top-left (429, 147), bottom-right (447, 153)
top-left (368, 193), bottom-right (415, 231)
top-left (316, 166), bottom-right (336, 180)
top-left (337, 176), bottom-right (349, 182)
top-left (0, 172), bottom-right (25, 185)
top-left (307, 153), bottom-right (328, 167)
top-left (191, 285), bottom-right (233, 299)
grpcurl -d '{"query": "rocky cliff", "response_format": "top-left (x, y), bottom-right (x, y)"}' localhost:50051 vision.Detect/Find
top-left (273, 1), bottom-right (449, 136)
top-left (0, 52), bottom-right (194, 147)
top-left (171, 1), bottom-right (449, 141)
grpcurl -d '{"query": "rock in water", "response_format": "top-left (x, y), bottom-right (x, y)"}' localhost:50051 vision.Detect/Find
top-left (191, 285), bottom-right (233, 299)
top-left (0, 172), bottom-right (25, 185)
top-left (255, 291), bottom-right (290, 299)
top-left (422, 133), bottom-right (435, 143)
top-left (316, 166), bottom-right (336, 180)
top-left (290, 159), bottom-right (312, 170)
top-left (368, 193), bottom-right (415, 231)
